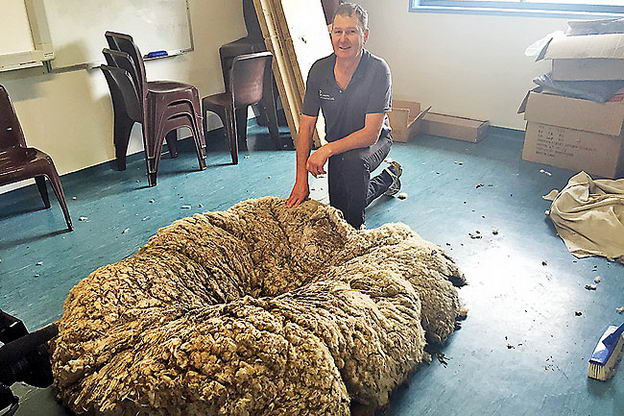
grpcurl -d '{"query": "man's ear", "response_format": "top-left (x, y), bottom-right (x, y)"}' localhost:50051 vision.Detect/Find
top-left (363, 29), bottom-right (369, 43)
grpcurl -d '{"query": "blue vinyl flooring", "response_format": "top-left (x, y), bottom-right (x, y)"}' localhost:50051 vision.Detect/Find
top-left (1, 123), bottom-right (623, 415)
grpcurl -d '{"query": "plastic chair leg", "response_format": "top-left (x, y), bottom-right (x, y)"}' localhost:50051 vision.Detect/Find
top-left (141, 123), bottom-right (160, 187)
top-left (202, 110), bottom-right (209, 143)
top-left (165, 130), bottom-right (178, 158)
top-left (226, 107), bottom-right (239, 165)
top-left (113, 111), bottom-right (134, 171)
top-left (35, 175), bottom-right (50, 208)
top-left (192, 110), bottom-right (206, 158)
top-left (45, 169), bottom-right (73, 232)
top-left (190, 116), bottom-right (206, 170)
top-left (262, 96), bottom-right (280, 150)
top-left (235, 107), bottom-right (248, 151)
top-left (148, 171), bottom-right (157, 187)
top-left (263, 70), bottom-right (281, 150)
top-left (206, 107), bottom-right (234, 164)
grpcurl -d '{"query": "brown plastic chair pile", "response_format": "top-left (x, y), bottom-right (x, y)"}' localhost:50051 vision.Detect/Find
top-left (100, 31), bottom-right (206, 186)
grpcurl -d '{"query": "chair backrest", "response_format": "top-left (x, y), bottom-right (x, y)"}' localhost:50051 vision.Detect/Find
top-left (104, 31), bottom-right (147, 98)
top-left (242, 0), bottom-right (263, 40)
top-left (102, 48), bottom-right (141, 102)
top-left (321, 0), bottom-right (343, 25)
top-left (0, 85), bottom-right (27, 149)
top-left (99, 65), bottom-right (142, 121)
top-left (229, 52), bottom-right (273, 108)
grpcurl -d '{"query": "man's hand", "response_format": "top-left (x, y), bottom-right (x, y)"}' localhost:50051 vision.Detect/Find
top-left (286, 180), bottom-right (310, 208)
top-left (306, 145), bottom-right (332, 177)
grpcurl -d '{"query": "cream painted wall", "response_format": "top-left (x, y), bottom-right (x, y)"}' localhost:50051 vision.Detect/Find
top-left (358, 1), bottom-right (572, 129)
top-left (0, 0), bottom-right (246, 179)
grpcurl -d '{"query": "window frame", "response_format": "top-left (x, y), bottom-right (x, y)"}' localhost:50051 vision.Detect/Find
top-left (410, 0), bottom-right (624, 18)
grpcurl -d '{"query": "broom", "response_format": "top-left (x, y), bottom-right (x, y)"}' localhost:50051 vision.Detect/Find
top-left (588, 323), bottom-right (624, 381)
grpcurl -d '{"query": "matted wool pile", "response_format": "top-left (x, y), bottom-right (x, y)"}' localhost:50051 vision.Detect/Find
top-left (51, 197), bottom-right (465, 416)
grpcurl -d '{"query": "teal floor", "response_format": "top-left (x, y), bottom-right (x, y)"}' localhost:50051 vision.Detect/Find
top-left (1, 124), bottom-right (623, 415)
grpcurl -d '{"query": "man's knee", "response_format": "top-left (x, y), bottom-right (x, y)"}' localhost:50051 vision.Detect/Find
top-left (338, 149), bottom-right (370, 172)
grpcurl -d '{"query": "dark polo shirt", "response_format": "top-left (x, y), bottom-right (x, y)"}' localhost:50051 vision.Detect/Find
top-left (302, 49), bottom-right (392, 143)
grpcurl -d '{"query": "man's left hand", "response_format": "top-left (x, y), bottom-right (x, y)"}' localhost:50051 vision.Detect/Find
top-left (306, 145), bottom-right (332, 177)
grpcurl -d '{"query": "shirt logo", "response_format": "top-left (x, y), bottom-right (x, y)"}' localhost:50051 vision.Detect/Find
top-left (319, 89), bottom-right (335, 101)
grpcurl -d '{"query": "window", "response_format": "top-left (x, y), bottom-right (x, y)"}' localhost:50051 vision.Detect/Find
top-left (410, 0), bottom-right (624, 17)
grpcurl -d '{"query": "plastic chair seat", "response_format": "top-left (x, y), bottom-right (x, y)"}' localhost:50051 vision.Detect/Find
top-left (202, 93), bottom-right (231, 108)
top-left (0, 147), bottom-right (51, 171)
top-left (148, 81), bottom-right (196, 93)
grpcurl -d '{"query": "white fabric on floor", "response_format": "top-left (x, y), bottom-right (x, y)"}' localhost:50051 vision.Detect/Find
top-left (543, 171), bottom-right (624, 262)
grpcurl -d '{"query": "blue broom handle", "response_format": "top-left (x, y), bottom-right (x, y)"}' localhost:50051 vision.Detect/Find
top-left (604, 323), bottom-right (624, 347)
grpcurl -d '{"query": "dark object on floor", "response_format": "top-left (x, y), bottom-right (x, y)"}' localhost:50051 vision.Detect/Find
top-left (435, 352), bottom-right (450, 367)
top-left (0, 85), bottom-right (73, 231)
top-left (202, 52), bottom-right (279, 164)
top-left (101, 31), bottom-right (206, 186)
top-left (0, 310), bottom-right (58, 416)
top-left (0, 311), bottom-right (28, 344)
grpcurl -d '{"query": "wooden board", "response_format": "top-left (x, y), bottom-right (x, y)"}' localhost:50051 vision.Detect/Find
top-left (279, 0), bottom-right (332, 97)
top-left (253, 0), bottom-right (300, 144)
top-left (253, 0), bottom-right (331, 147)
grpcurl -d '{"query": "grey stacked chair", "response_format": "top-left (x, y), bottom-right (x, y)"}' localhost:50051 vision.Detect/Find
top-left (100, 31), bottom-right (206, 186)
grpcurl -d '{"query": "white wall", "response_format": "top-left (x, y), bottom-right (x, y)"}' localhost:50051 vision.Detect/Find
top-left (0, 0), bottom-right (246, 178)
top-left (359, 1), bottom-right (570, 129)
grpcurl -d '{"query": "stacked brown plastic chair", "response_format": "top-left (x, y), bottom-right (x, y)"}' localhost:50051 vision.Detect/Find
top-left (102, 31), bottom-right (206, 186)
top-left (101, 49), bottom-right (187, 170)
top-left (219, 0), bottom-right (280, 145)
top-left (202, 52), bottom-right (278, 165)
top-left (0, 85), bottom-right (73, 231)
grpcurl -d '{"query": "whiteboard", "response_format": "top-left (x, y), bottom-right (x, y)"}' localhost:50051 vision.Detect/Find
top-left (0, 0), bottom-right (53, 71)
top-left (42, 0), bottom-right (193, 70)
top-left (1, 0), bottom-right (35, 55)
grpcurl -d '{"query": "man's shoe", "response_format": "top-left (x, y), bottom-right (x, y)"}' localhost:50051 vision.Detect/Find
top-left (384, 160), bottom-right (403, 196)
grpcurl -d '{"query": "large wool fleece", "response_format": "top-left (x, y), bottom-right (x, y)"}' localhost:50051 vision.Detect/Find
top-left (51, 197), bottom-right (465, 415)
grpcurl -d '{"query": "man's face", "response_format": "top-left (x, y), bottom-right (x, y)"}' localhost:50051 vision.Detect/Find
top-left (331, 14), bottom-right (368, 60)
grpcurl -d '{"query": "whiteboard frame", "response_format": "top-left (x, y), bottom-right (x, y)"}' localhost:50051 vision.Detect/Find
top-left (0, 0), bottom-right (54, 72)
top-left (46, 0), bottom-right (195, 72)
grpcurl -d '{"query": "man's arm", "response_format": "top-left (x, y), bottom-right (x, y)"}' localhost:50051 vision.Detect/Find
top-left (286, 114), bottom-right (318, 208)
top-left (305, 112), bottom-right (385, 177)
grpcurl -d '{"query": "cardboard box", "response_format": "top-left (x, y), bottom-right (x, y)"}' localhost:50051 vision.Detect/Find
top-left (522, 91), bottom-right (624, 136)
top-left (520, 90), bottom-right (624, 178)
top-left (523, 122), bottom-right (624, 178)
top-left (538, 33), bottom-right (624, 81)
top-left (388, 100), bottom-right (427, 142)
top-left (418, 113), bottom-right (489, 143)
top-left (551, 58), bottom-right (624, 82)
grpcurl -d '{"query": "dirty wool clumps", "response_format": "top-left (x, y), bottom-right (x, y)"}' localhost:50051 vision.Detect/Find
top-left (51, 197), bottom-right (465, 416)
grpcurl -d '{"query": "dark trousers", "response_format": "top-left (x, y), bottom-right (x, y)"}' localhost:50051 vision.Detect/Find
top-left (328, 134), bottom-right (393, 229)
